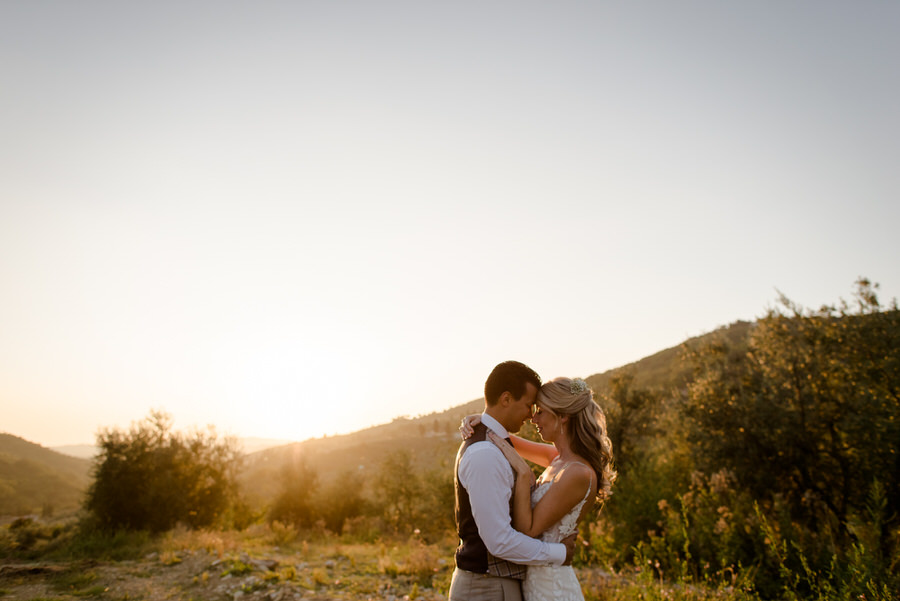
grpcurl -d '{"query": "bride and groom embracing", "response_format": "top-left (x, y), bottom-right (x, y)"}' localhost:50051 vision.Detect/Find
top-left (449, 361), bottom-right (616, 601)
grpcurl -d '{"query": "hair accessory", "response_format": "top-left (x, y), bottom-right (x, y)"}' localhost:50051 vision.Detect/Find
top-left (570, 378), bottom-right (588, 394)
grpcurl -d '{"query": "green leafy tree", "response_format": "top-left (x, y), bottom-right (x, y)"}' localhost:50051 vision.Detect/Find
top-left (686, 279), bottom-right (899, 533)
top-left (315, 468), bottom-right (367, 534)
top-left (269, 452), bottom-right (319, 528)
top-left (372, 450), bottom-right (423, 533)
top-left (682, 279), bottom-right (899, 595)
top-left (600, 371), bottom-right (660, 472)
top-left (85, 410), bottom-right (243, 532)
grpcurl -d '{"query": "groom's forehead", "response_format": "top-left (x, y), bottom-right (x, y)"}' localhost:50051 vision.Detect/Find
top-left (524, 381), bottom-right (538, 399)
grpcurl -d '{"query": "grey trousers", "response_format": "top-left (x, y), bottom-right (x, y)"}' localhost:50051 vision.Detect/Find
top-left (448, 568), bottom-right (523, 601)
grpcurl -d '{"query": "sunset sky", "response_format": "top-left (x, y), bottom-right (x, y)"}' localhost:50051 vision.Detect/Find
top-left (2, 1), bottom-right (898, 448)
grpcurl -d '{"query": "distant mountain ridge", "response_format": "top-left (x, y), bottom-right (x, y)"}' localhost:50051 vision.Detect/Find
top-left (0, 433), bottom-right (92, 516)
top-left (52, 436), bottom-right (296, 459)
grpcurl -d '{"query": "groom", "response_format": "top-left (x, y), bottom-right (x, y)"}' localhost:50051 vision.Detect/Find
top-left (449, 360), bottom-right (575, 601)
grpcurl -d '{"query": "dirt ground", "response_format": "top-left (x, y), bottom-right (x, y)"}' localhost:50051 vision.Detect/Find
top-left (0, 548), bottom-right (446, 601)
top-left (0, 549), bottom-right (624, 601)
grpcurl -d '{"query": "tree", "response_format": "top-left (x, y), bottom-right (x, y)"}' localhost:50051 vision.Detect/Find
top-left (600, 371), bottom-right (660, 472)
top-left (269, 452), bottom-right (319, 528)
top-left (372, 450), bottom-right (423, 533)
top-left (85, 410), bottom-right (243, 532)
top-left (316, 468), bottom-right (367, 534)
top-left (685, 279), bottom-right (900, 540)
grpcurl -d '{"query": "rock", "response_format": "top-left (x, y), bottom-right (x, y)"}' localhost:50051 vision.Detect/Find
top-left (252, 559), bottom-right (279, 571)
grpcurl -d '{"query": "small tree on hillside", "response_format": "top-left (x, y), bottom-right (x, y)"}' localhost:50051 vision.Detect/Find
top-left (269, 452), bottom-right (319, 528)
top-left (372, 450), bottom-right (423, 533)
top-left (85, 410), bottom-right (243, 532)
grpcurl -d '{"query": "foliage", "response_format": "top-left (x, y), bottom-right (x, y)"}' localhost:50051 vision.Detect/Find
top-left (317, 469), bottom-right (369, 534)
top-left (682, 279), bottom-right (899, 584)
top-left (371, 450), bottom-right (424, 534)
top-left (0, 516), bottom-right (71, 559)
top-left (579, 279), bottom-right (899, 599)
top-left (264, 447), bottom-right (452, 542)
top-left (85, 410), bottom-right (244, 532)
top-left (602, 371), bottom-right (662, 472)
top-left (9, 278), bottom-right (899, 600)
top-left (368, 449), bottom-right (454, 540)
top-left (268, 452), bottom-right (319, 529)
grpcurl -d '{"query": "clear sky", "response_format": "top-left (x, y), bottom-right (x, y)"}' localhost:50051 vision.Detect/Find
top-left (2, 1), bottom-right (898, 448)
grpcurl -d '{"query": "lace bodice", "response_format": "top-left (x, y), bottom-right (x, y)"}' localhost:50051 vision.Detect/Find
top-left (523, 461), bottom-right (593, 601)
top-left (530, 461), bottom-right (593, 543)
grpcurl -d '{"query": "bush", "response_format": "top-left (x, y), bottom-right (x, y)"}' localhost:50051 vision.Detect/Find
top-left (268, 452), bottom-right (319, 528)
top-left (85, 410), bottom-right (244, 532)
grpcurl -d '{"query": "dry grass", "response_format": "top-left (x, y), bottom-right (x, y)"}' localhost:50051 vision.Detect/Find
top-left (0, 525), bottom-right (764, 601)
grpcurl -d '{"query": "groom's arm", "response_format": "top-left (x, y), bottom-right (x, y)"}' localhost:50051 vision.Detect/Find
top-left (459, 443), bottom-right (566, 566)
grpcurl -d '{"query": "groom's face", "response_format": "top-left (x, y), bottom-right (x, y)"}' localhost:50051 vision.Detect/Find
top-left (508, 382), bottom-right (538, 432)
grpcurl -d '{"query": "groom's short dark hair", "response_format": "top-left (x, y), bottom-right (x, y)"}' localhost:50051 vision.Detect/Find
top-left (484, 361), bottom-right (541, 406)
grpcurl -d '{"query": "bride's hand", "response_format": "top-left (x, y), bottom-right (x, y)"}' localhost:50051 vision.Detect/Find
top-left (487, 431), bottom-right (535, 483)
top-left (459, 414), bottom-right (481, 439)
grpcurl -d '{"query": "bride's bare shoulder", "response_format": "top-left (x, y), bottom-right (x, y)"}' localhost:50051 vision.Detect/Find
top-left (548, 460), bottom-right (592, 496)
top-left (562, 460), bottom-right (593, 482)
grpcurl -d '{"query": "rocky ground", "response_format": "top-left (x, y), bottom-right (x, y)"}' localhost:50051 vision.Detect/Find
top-left (0, 548), bottom-right (625, 601)
top-left (0, 543), bottom-right (456, 601)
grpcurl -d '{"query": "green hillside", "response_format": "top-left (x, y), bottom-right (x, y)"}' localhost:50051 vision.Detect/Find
top-left (240, 321), bottom-right (755, 504)
top-left (0, 433), bottom-right (92, 516)
top-left (586, 320), bottom-right (753, 394)
top-left (240, 399), bottom-right (484, 502)
top-left (2, 321), bottom-right (753, 515)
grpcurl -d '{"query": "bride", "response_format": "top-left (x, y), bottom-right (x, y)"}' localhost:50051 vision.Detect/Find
top-left (462, 377), bottom-right (616, 601)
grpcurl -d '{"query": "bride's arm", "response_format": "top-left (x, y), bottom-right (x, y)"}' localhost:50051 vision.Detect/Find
top-left (490, 431), bottom-right (593, 538)
top-left (509, 435), bottom-right (559, 468)
top-left (524, 465), bottom-right (593, 538)
top-left (459, 415), bottom-right (559, 467)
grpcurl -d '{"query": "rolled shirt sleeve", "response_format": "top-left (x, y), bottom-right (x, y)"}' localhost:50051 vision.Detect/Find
top-left (458, 441), bottom-right (566, 566)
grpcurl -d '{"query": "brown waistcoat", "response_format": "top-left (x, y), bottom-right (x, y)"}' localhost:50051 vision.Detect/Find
top-left (454, 423), bottom-right (527, 580)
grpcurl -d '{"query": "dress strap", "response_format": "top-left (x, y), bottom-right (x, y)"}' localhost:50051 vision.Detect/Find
top-left (559, 461), bottom-right (594, 500)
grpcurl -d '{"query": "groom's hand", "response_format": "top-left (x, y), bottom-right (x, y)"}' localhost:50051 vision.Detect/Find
top-left (562, 533), bottom-right (577, 566)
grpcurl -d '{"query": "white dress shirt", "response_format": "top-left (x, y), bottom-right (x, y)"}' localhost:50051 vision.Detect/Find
top-left (457, 413), bottom-right (566, 566)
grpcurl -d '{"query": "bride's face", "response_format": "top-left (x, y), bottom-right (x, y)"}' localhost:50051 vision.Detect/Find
top-left (531, 404), bottom-right (562, 443)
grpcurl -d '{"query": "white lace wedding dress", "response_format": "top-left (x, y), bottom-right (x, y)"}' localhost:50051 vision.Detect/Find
top-left (523, 462), bottom-right (592, 601)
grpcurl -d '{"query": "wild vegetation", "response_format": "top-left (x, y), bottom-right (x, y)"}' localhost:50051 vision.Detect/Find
top-left (1, 279), bottom-right (897, 600)
top-left (589, 278), bottom-right (899, 600)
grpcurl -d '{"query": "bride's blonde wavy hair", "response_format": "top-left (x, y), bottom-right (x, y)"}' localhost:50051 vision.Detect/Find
top-left (537, 377), bottom-right (616, 502)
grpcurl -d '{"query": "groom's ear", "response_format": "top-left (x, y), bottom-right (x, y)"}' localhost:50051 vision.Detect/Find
top-left (497, 391), bottom-right (512, 407)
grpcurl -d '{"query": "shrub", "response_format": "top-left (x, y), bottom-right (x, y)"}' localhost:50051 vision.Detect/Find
top-left (85, 410), bottom-right (244, 532)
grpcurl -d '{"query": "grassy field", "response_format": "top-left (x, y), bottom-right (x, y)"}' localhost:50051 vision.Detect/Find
top-left (0, 520), bottom-right (763, 601)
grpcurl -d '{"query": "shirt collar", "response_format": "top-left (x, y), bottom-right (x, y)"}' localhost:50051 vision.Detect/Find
top-left (480, 412), bottom-right (509, 438)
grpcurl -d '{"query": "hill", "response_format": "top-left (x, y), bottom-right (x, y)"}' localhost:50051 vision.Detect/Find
top-left (586, 320), bottom-right (753, 394)
top-left (52, 436), bottom-right (296, 459)
top-left (240, 321), bottom-right (754, 501)
top-left (3, 321), bottom-right (753, 514)
top-left (240, 398), bottom-right (484, 502)
top-left (0, 433), bottom-right (92, 516)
